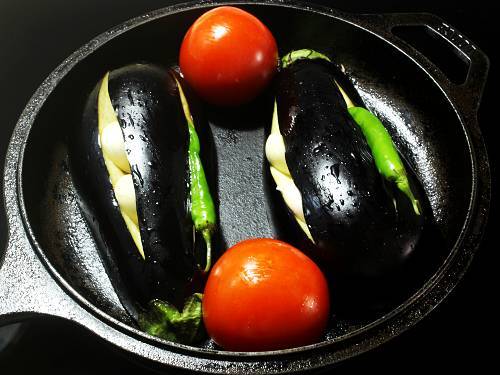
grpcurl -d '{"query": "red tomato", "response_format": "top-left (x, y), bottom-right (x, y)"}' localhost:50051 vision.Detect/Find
top-left (179, 6), bottom-right (278, 106)
top-left (203, 238), bottom-right (330, 351)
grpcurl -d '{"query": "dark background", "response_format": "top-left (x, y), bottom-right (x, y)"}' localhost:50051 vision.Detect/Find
top-left (0, 0), bottom-right (496, 373)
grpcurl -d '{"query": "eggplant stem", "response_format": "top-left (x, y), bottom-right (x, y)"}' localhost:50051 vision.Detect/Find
top-left (281, 49), bottom-right (331, 68)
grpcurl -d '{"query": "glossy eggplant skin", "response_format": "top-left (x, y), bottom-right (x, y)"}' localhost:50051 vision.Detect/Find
top-left (275, 59), bottom-right (423, 279)
top-left (70, 64), bottom-right (207, 317)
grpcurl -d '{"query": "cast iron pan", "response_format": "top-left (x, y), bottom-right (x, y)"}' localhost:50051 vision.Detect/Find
top-left (0, 0), bottom-right (490, 373)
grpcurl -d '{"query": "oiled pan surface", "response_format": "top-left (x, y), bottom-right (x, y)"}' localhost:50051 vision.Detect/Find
top-left (20, 5), bottom-right (470, 348)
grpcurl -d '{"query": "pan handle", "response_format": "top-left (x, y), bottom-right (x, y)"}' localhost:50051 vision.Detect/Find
top-left (0, 229), bottom-right (77, 324)
top-left (353, 12), bottom-right (489, 117)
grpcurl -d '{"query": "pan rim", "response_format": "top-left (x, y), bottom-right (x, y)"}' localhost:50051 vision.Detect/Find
top-left (5, 0), bottom-right (490, 368)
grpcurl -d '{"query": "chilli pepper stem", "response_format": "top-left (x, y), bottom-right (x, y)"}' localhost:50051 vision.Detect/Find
top-left (202, 229), bottom-right (212, 274)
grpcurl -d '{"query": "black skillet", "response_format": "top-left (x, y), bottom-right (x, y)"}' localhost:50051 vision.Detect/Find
top-left (0, 0), bottom-right (490, 373)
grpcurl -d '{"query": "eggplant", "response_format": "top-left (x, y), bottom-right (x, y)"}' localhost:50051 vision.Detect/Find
top-left (70, 64), bottom-right (215, 339)
top-left (266, 51), bottom-right (424, 280)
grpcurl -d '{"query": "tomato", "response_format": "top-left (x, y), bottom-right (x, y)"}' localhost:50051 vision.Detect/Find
top-left (179, 6), bottom-right (278, 106)
top-left (202, 238), bottom-right (330, 351)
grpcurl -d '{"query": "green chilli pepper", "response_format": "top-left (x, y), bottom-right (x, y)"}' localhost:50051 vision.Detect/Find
top-left (176, 79), bottom-right (217, 273)
top-left (187, 121), bottom-right (216, 272)
top-left (348, 106), bottom-right (421, 215)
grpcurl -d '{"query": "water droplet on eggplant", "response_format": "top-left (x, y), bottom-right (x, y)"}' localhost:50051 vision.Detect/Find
top-left (331, 163), bottom-right (341, 184)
